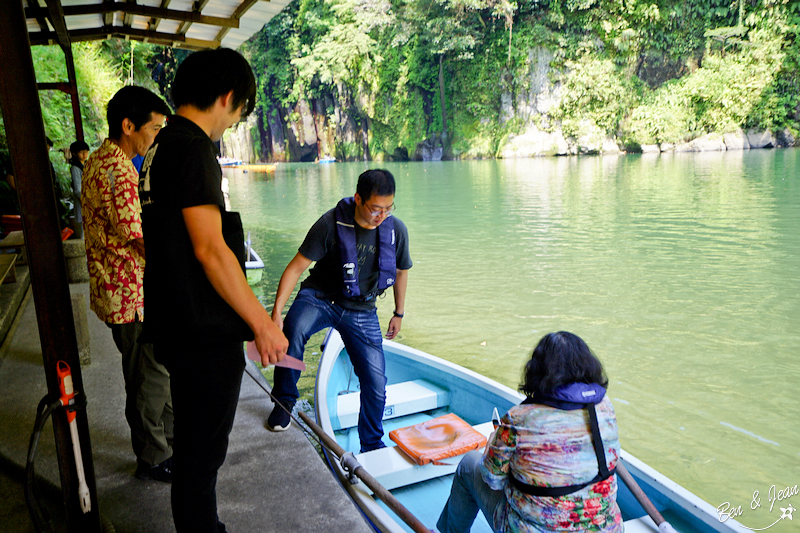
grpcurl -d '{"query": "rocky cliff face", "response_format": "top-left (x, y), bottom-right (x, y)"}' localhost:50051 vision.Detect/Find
top-left (225, 82), bottom-right (371, 164)
top-left (222, 45), bottom-right (795, 163)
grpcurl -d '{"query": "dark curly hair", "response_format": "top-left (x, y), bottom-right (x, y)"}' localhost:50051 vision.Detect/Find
top-left (519, 331), bottom-right (608, 397)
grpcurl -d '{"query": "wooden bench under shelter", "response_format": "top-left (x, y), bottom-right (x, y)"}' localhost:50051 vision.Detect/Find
top-left (0, 253), bottom-right (18, 284)
top-left (0, 231), bottom-right (26, 264)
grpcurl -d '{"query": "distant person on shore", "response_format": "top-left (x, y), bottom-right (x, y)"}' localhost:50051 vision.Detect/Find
top-left (81, 86), bottom-right (173, 483)
top-left (139, 48), bottom-right (288, 533)
top-left (437, 331), bottom-right (622, 533)
top-left (68, 140), bottom-right (90, 229)
top-left (46, 136), bottom-right (71, 229)
top-left (269, 169), bottom-right (412, 452)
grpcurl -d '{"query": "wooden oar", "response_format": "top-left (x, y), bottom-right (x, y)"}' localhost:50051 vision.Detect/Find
top-left (616, 461), bottom-right (678, 533)
top-left (296, 410), bottom-right (432, 533)
top-left (243, 361), bottom-right (432, 533)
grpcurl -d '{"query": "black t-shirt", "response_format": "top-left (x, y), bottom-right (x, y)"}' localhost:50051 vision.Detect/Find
top-left (140, 115), bottom-right (251, 342)
top-left (299, 207), bottom-right (412, 311)
top-left (140, 115), bottom-right (224, 211)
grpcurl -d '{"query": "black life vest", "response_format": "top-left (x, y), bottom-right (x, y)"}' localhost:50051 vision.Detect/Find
top-left (334, 197), bottom-right (396, 301)
top-left (508, 389), bottom-right (616, 498)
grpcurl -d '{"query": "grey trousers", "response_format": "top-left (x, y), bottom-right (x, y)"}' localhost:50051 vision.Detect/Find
top-left (110, 320), bottom-right (173, 466)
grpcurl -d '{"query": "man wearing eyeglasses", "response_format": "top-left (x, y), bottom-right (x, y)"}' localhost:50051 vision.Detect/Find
top-left (269, 169), bottom-right (412, 452)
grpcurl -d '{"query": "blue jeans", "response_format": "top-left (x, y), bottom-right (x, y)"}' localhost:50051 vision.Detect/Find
top-left (273, 288), bottom-right (387, 452)
top-left (437, 451), bottom-right (506, 533)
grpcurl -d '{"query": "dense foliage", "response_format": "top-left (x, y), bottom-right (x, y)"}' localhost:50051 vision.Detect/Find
top-left (0, 40), bottom-right (182, 222)
top-left (241, 0), bottom-right (800, 159)
top-left (3, 1), bottom-right (798, 164)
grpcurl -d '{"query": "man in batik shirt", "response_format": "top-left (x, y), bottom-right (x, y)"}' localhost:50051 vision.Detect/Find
top-left (81, 86), bottom-right (174, 482)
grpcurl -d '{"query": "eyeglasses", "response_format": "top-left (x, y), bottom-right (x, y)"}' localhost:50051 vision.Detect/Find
top-left (366, 203), bottom-right (395, 217)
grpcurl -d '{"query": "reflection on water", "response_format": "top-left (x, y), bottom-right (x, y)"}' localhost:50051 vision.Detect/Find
top-left (228, 149), bottom-right (799, 532)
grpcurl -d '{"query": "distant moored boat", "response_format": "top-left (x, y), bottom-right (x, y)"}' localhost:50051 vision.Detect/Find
top-left (218, 156), bottom-right (243, 167)
top-left (245, 232), bottom-right (264, 284)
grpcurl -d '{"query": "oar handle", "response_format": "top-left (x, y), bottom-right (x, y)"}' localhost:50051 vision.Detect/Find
top-left (297, 411), bottom-right (432, 533)
top-left (616, 461), bottom-right (677, 532)
top-left (242, 362), bottom-right (433, 533)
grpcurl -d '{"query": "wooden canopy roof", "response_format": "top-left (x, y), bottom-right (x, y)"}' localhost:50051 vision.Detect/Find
top-left (23, 0), bottom-right (292, 51)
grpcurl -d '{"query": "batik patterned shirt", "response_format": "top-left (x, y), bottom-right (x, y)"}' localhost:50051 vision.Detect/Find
top-left (81, 139), bottom-right (144, 324)
top-left (482, 396), bottom-right (623, 533)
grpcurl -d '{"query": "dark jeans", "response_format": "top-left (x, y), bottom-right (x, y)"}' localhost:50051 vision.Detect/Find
top-left (437, 451), bottom-right (505, 533)
top-left (157, 337), bottom-right (245, 533)
top-left (272, 288), bottom-right (387, 452)
top-left (109, 320), bottom-right (173, 466)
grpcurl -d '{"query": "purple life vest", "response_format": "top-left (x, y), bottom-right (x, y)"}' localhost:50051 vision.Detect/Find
top-left (334, 197), bottom-right (396, 300)
top-left (512, 383), bottom-right (615, 496)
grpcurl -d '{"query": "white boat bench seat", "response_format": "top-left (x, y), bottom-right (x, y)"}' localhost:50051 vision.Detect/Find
top-left (334, 379), bottom-right (450, 431)
top-left (355, 421), bottom-right (495, 491)
top-left (622, 516), bottom-right (658, 533)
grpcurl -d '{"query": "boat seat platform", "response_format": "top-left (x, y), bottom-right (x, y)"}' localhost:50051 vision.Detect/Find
top-left (0, 253), bottom-right (18, 284)
top-left (622, 516), bottom-right (658, 533)
top-left (335, 379), bottom-right (450, 430)
top-left (355, 421), bottom-right (495, 491)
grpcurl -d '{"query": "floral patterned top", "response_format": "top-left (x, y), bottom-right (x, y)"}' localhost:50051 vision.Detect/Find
top-left (81, 139), bottom-right (144, 324)
top-left (481, 396), bottom-right (623, 533)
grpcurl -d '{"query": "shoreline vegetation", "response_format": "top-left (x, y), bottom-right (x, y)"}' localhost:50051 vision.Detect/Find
top-left (2, 2), bottom-right (798, 167)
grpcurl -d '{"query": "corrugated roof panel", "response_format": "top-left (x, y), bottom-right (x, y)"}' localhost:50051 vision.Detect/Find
top-left (167, 0), bottom-right (196, 12)
top-left (202, 0), bottom-right (237, 18)
top-left (129, 16), bottom-right (153, 31)
top-left (155, 20), bottom-right (183, 35)
top-left (27, 19), bottom-right (52, 34)
top-left (185, 25), bottom-right (221, 42)
top-left (61, 0), bottom-right (102, 7)
top-left (62, 15), bottom-right (103, 31)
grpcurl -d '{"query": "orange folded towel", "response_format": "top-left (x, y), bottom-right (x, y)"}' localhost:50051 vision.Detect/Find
top-left (389, 413), bottom-right (487, 466)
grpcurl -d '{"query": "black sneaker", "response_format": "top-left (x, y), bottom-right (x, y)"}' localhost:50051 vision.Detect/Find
top-left (266, 404), bottom-right (293, 432)
top-left (135, 457), bottom-right (172, 483)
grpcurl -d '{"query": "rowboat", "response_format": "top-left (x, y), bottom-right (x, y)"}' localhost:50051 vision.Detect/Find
top-left (245, 233), bottom-right (264, 284)
top-left (314, 329), bottom-right (742, 533)
top-left (218, 156), bottom-right (243, 166)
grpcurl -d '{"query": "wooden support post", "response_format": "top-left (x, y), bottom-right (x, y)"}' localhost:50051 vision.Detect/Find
top-left (0, 0), bottom-right (101, 530)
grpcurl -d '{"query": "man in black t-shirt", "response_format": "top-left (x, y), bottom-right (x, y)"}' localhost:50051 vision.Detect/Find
top-left (270, 169), bottom-right (412, 453)
top-left (140, 48), bottom-right (287, 533)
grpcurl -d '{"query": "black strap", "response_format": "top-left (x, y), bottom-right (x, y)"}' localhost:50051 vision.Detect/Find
top-left (587, 403), bottom-right (612, 480)
top-left (509, 403), bottom-right (615, 497)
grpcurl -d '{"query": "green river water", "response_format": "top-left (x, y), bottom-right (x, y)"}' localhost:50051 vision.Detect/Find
top-left (226, 148), bottom-right (799, 533)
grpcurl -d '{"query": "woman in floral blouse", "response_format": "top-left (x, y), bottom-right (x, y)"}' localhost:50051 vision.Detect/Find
top-left (437, 332), bottom-right (623, 533)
